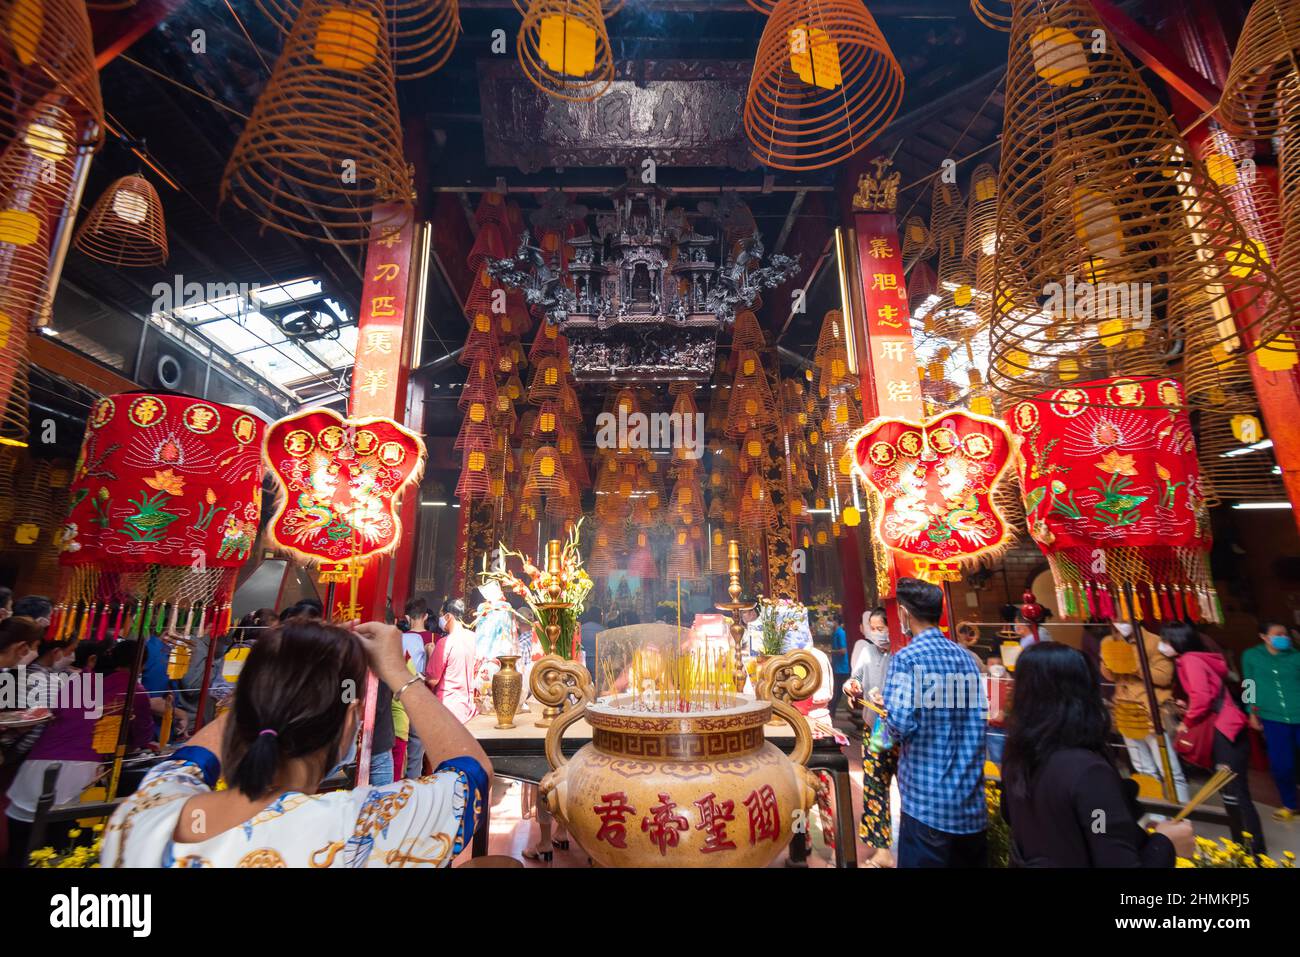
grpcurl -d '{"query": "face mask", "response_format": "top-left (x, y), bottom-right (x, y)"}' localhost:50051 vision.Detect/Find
top-left (1269, 634), bottom-right (1293, 652)
top-left (988, 664), bottom-right (1007, 678)
top-left (868, 629), bottom-right (890, 649)
top-left (328, 722), bottom-right (359, 779)
top-left (1157, 641), bottom-right (1176, 658)
top-left (1114, 622), bottom-right (1134, 639)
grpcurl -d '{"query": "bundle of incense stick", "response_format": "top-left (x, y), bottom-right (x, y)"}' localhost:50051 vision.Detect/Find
top-left (1172, 767), bottom-right (1237, 822)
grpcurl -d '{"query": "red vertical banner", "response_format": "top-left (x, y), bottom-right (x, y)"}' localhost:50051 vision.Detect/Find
top-left (853, 214), bottom-right (924, 422)
top-left (850, 209), bottom-right (926, 607)
top-left (348, 204), bottom-right (418, 622)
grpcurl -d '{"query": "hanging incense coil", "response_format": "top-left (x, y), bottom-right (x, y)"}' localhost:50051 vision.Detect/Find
top-left (523, 444), bottom-right (569, 497)
top-left (1197, 411), bottom-right (1286, 505)
top-left (744, 0), bottom-right (904, 172)
top-left (901, 215), bottom-right (933, 269)
top-left (0, 0), bottom-right (104, 153)
top-left (928, 178), bottom-right (974, 341)
top-left (455, 437), bottom-right (492, 502)
top-left (731, 309), bottom-right (766, 353)
top-left (744, 0), bottom-right (777, 13)
top-left (222, 0), bottom-right (412, 245)
top-left (1218, 8), bottom-right (1300, 328)
top-left (971, 0), bottom-right (1012, 32)
top-left (963, 163), bottom-right (1000, 264)
top-left (517, 0), bottom-right (614, 104)
top-left (726, 350), bottom-right (778, 436)
top-left (1218, 0), bottom-right (1300, 139)
top-left (254, 0), bottom-right (461, 79)
top-left (73, 175), bottom-right (168, 267)
top-left (988, 0), bottom-right (1292, 410)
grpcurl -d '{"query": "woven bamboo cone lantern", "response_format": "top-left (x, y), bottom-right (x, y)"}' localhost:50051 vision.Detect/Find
top-left (744, 0), bottom-right (904, 171)
top-left (255, 0), bottom-right (462, 79)
top-left (222, 0), bottom-right (412, 245)
top-left (0, 0), bottom-right (104, 153)
top-left (517, 0), bottom-right (614, 103)
top-left (988, 0), bottom-right (1291, 410)
top-left (74, 175), bottom-right (168, 267)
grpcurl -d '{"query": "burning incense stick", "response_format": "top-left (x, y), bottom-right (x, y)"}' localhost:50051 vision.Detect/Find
top-left (1172, 766), bottom-right (1237, 823)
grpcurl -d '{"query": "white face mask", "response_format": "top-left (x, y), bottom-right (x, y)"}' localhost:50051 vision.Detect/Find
top-left (1114, 622), bottom-right (1134, 639)
top-left (1157, 641), bottom-right (1176, 658)
top-left (868, 629), bottom-right (890, 649)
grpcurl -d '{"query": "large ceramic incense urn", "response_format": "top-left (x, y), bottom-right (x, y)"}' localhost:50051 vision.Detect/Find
top-left (530, 651), bottom-right (825, 868)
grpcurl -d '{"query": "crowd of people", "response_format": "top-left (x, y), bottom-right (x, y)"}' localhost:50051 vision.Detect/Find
top-left (2, 572), bottom-right (1298, 869)
top-left (836, 578), bottom-right (1299, 867)
top-left (0, 584), bottom-right (498, 867)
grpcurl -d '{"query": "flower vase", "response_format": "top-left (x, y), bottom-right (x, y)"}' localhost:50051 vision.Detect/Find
top-left (491, 656), bottom-right (523, 729)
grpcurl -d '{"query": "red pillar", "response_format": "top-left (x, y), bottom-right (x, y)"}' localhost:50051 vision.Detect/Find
top-left (839, 160), bottom-right (928, 648)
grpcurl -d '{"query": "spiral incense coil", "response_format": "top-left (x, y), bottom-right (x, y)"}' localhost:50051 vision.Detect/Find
top-left (928, 177), bottom-right (973, 341)
top-left (74, 175), bottom-right (169, 267)
top-left (730, 309), bottom-right (766, 353)
top-left (222, 0), bottom-right (412, 245)
top-left (745, 0), bottom-right (903, 172)
top-left (0, 0), bottom-right (104, 153)
top-left (1197, 411), bottom-right (1286, 506)
top-left (900, 214), bottom-right (933, 268)
top-left (988, 0), bottom-right (1292, 410)
top-left (971, 0), bottom-right (1012, 32)
top-left (517, 0), bottom-right (614, 103)
top-left (745, 0), bottom-right (778, 12)
top-left (1218, 0), bottom-right (1300, 139)
top-left (255, 0), bottom-right (461, 79)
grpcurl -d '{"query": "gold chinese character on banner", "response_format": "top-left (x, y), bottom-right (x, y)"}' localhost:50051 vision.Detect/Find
top-left (377, 226), bottom-right (402, 249)
top-left (876, 305), bottom-right (902, 328)
top-left (868, 238), bottom-right (896, 260)
top-left (360, 370), bottom-right (388, 396)
top-left (369, 295), bottom-right (397, 318)
top-left (880, 341), bottom-right (906, 362)
top-left (870, 273), bottom-right (898, 292)
top-left (886, 379), bottom-right (915, 403)
top-left (364, 330), bottom-right (393, 355)
top-left (372, 262), bottom-right (400, 281)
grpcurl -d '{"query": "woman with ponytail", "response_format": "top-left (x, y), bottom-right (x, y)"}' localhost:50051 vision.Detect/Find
top-left (101, 617), bottom-right (491, 868)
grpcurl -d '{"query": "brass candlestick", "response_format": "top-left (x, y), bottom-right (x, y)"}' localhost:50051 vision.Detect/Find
top-left (535, 538), bottom-right (572, 727)
top-left (715, 539), bottom-right (754, 693)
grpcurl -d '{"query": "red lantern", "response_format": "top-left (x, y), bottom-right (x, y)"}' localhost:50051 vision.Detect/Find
top-left (264, 408), bottom-right (425, 564)
top-left (1005, 376), bottom-right (1218, 623)
top-left (850, 409), bottom-right (1014, 579)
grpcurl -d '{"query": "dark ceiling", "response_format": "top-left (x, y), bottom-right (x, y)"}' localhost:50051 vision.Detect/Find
top-left (58, 0), bottom-right (1036, 438)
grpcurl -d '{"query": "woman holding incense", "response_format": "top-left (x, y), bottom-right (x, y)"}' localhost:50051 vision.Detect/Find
top-left (1001, 642), bottom-right (1193, 867)
top-left (1161, 620), bottom-right (1266, 855)
top-left (100, 617), bottom-right (491, 867)
top-left (843, 608), bottom-right (896, 867)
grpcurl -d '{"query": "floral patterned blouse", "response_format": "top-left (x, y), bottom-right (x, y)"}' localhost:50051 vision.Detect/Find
top-left (100, 746), bottom-right (487, 868)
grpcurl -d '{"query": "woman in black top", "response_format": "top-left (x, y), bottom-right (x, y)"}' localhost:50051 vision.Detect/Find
top-left (1001, 643), bottom-right (1194, 867)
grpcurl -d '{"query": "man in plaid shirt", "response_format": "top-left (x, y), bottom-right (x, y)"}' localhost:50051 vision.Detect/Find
top-left (883, 578), bottom-right (988, 867)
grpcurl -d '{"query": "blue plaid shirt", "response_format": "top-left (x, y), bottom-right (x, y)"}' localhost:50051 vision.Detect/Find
top-left (883, 626), bottom-right (988, 834)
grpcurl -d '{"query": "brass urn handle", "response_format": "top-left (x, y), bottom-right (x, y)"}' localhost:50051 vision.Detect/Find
top-left (756, 649), bottom-right (820, 767)
top-left (529, 654), bottom-right (596, 772)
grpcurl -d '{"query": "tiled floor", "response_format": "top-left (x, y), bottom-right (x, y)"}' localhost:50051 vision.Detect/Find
top-left (465, 715), bottom-right (1300, 868)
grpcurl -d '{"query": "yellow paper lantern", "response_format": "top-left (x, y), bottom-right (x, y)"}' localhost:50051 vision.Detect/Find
top-left (314, 7), bottom-right (381, 71)
top-left (1030, 26), bottom-right (1089, 87)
